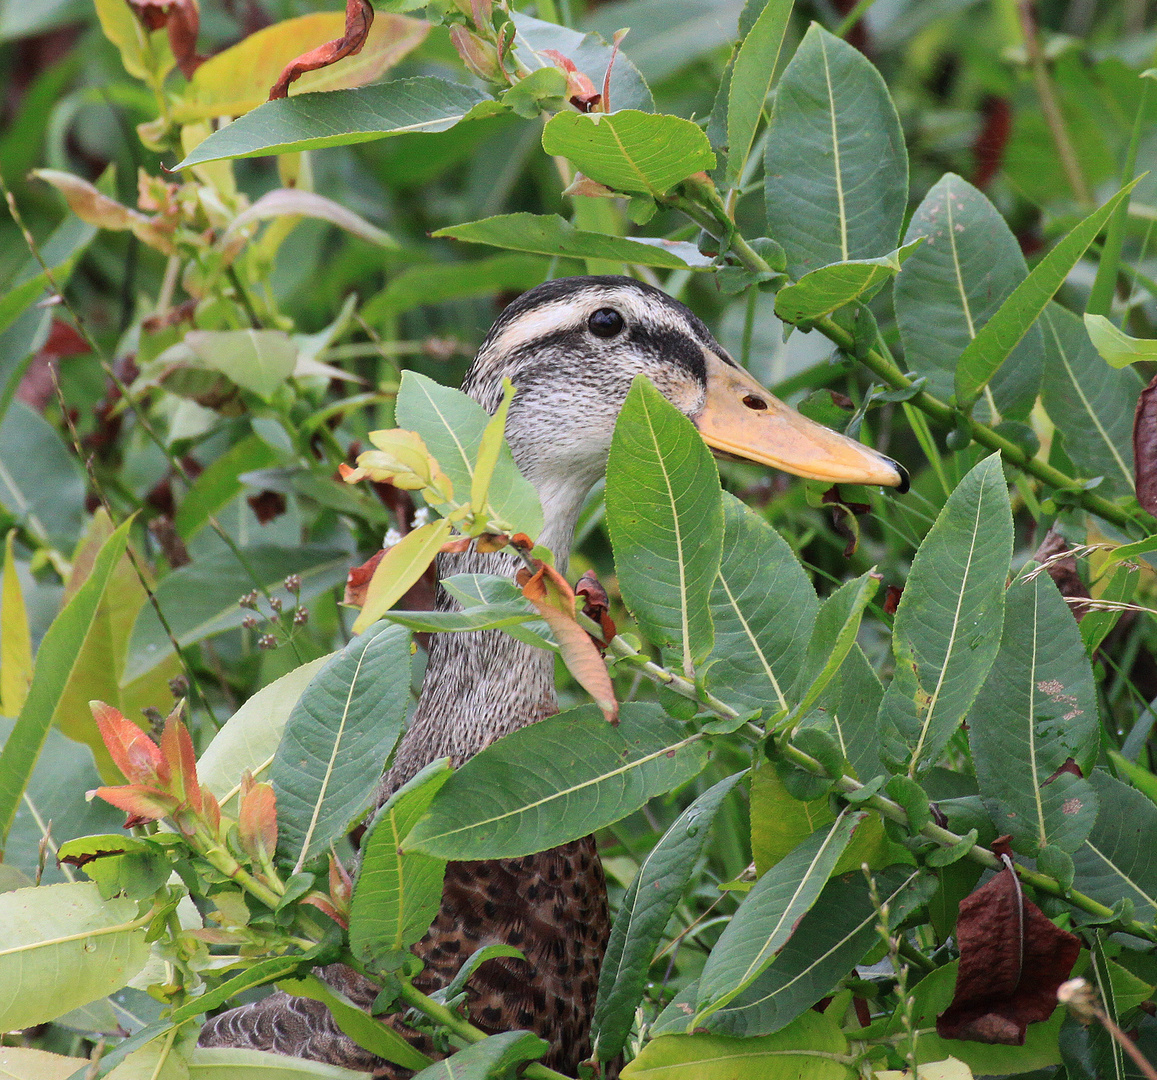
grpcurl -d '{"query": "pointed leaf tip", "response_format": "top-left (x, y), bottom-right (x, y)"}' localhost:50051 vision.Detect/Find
top-left (91, 700), bottom-right (166, 786)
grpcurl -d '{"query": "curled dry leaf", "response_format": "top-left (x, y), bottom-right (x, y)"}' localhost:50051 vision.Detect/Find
top-left (344, 549), bottom-right (385, 608)
top-left (128, 0), bottom-right (202, 78)
top-left (32, 170), bottom-right (175, 254)
top-left (269, 0), bottom-right (374, 100)
top-left (1033, 527), bottom-right (1092, 621)
top-left (519, 561), bottom-right (618, 724)
top-left (1133, 374), bottom-right (1157, 516)
top-left (575, 568), bottom-right (616, 647)
top-left (822, 486), bottom-right (871, 558)
top-left (937, 854), bottom-right (1080, 1044)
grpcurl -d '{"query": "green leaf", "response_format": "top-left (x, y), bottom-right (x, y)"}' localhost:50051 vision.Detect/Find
top-left (168, 956), bottom-right (313, 1022)
top-left (606, 375), bottom-right (724, 676)
top-left (1071, 770), bottom-right (1157, 924)
top-left (272, 622), bottom-right (412, 872)
top-left (395, 370), bottom-right (543, 539)
top-left (124, 545), bottom-right (349, 682)
top-left (620, 1007), bottom-right (849, 1080)
top-left (774, 241), bottom-right (921, 323)
top-left (541, 111), bottom-right (715, 197)
top-left (749, 764), bottom-right (836, 876)
top-left (404, 703), bottom-right (708, 860)
top-left (173, 434), bottom-right (282, 539)
top-left (764, 23), bottom-right (907, 277)
top-left (828, 645), bottom-right (884, 783)
top-left (953, 179), bottom-right (1139, 408)
top-left (181, 330), bottom-right (298, 401)
top-left (189, 1049), bottom-right (375, 1079)
top-left (196, 656), bottom-right (331, 814)
top-left (706, 493), bottom-right (817, 715)
top-left (970, 571), bottom-right (1100, 855)
top-left (1084, 314), bottom-right (1157, 368)
top-left (382, 603), bottom-right (537, 635)
top-left (177, 78), bottom-right (506, 167)
top-left (277, 974), bottom-right (430, 1071)
top-left (1080, 562), bottom-right (1136, 656)
top-left (879, 454), bottom-right (1012, 776)
top-left (726, 0), bottom-right (793, 184)
top-left (692, 811), bottom-right (865, 1025)
top-left (894, 174), bottom-right (1042, 420)
top-left (593, 772), bottom-right (744, 1060)
top-left (0, 518), bottom-right (130, 856)
top-left (433, 213), bottom-right (713, 270)
top-left (1107, 750), bottom-right (1157, 805)
top-left (350, 759), bottom-right (452, 968)
top-left (1, 530), bottom-right (32, 716)
top-left (472, 380), bottom-right (516, 514)
top-left (1040, 304), bottom-right (1139, 499)
top-left (0, 881), bottom-right (149, 1030)
top-left (410, 1031), bottom-right (549, 1080)
top-left (0, 213), bottom-right (96, 339)
top-left (351, 519), bottom-right (452, 635)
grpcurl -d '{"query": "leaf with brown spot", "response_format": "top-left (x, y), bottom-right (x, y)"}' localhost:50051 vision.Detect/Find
top-left (937, 857), bottom-right (1080, 1044)
top-left (1133, 373), bottom-right (1157, 516)
top-left (519, 562), bottom-right (618, 724)
top-left (128, 0), bottom-right (201, 78)
top-left (269, 0), bottom-right (374, 100)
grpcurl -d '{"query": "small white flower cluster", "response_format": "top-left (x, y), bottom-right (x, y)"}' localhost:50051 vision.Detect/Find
top-left (383, 527), bottom-right (402, 548)
top-left (411, 506), bottom-right (432, 528)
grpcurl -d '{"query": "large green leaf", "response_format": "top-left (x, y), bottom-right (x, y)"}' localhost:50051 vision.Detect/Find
top-left (953, 180), bottom-right (1137, 408)
top-left (692, 811), bottom-right (865, 1026)
top-left (181, 330), bottom-right (298, 401)
top-left (774, 242), bottom-right (921, 323)
top-left (404, 703), bottom-right (708, 860)
top-left (1040, 303), bottom-right (1138, 499)
top-left (541, 111), bottom-right (715, 197)
top-left (705, 493), bottom-right (816, 716)
top-left (879, 454), bottom-right (1012, 776)
top-left (0, 213), bottom-right (95, 339)
top-left (272, 622), bottom-right (412, 871)
top-left (0, 519), bottom-right (130, 856)
top-left (764, 23), bottom-right (907, 277)
top-left (124, 545), bottom-right (349, 682)
top-left (726, 0), bottom-right (793, 184)
top-left (970, 571), bottom-right (1100, 855)
top-left (1071, 770), bottom-right (1157, 924)
top-left (593, 772), bottom-right (744, 1060)
top-left (0, 881), bottom-right (149, 1031)
top-left (174, 434), bottom-right (283, 539)
top-left (606, 376), bottom-right (724, 676)
top-left (177, 78), bottom-right (506, 167)
top-left (190, 1047), bottom-right (375, 1079)
top-left (828, 644), bottom-right (884, 783)
top-left (620, 1008), bottom-right (849, 1080)
top-left (410, 1031), bottom-right (549, 1080)
top-left (395, 370), bottom-right (543, 538)
top-left (894, 173), bottom-right (1042, 421)
top-left (432, 214), bottom-right (712, 270)
top-left (350, 759), bottom-right (452, 970)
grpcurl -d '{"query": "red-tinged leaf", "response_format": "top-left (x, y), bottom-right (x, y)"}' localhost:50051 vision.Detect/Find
top-left (161, 713), bottom-right (201, 813)
top-left (238, 772), bottom-right (278, 863)
top-left (519, 562), bottom-right (618, 725)
top-left (575, 568), bottom-right (616, 647)
top-left (541, 48), bottom-right (600, 111)
top-left (1133, 374), bottom-right (1157, 516)
top-left (128, 0), bottom-right (202, 78)
top-left (202, 786), bottom-right (221, 833)
top-left (344, 549), bottom-right (385, 608)
top-left (90, 784), bottom-right (178, 823)
top-left (329, 854), bottom-right (353, 911)
top-left (1033, 527), bottom-right (1092, 621)
top-left (269, 0), bottom-right (373, 100)
top-left (91, 700), bottom-right (166, 785)
top-left (301, 892), bottom-right (347, 928)
top-left (937, 857), bottom-right (1080, 1044)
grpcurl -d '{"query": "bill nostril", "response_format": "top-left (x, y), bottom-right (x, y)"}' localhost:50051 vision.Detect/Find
top-left (742, 394), bottom-right (768, 411)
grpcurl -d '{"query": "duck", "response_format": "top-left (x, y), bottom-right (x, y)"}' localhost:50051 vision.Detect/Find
top-left (197, 275), bottom-right (907, 1077)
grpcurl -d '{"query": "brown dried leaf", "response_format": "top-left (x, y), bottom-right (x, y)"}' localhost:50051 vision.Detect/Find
top-left (247, 489), bottom-right (287, 524)
top-left (1134, 374), bottom-right (1157, 516)
top-left (519, 562), bottom-right (618, 724)
top-left (1033, 527), bottom-right (1092, 621)
top-left (822, 486), bottom-right (871, 558)
top-left (269, 0), bottom-right (373, 100)
top-left (575, 568), bottom-right (616, 647)
top-left (344, 549), bottom-right (385, 608)
top-left (937, 858), bottom-right (1080, 1044)
top-left (128, 0), bottom-right (202, 78)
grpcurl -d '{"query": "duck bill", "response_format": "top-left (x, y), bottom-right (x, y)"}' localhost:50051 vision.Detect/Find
top-left (694, 353), bottom-right (909, 492)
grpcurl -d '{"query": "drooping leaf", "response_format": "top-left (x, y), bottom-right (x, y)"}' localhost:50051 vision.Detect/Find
top-left (0, 519), bottom-right (131, 856)
top-left (177, 78), bottom-right (506, 167)
top-left (1040, 303), bottom-right (1138, 500)
top-left (220, 190), bottom-right (396, 255)
top-left (432, 213), bottom-right (713, 270)
top-left (894, 174), bottom-right (1042, 421)
top-left (879, 454), bottom-right (1013, 776)
top-left (404, 703), bottom-right (708, 860)
top-left (970, 571), bottom-right (1100, 855)
top-left (190, 1046), bottom-right (378, 1077)
top-left (0, 881), bottom-right (149, 1031)
top-left (705, 493), bottom-right (816, 716)
top-left (272, 621), bottom-right (412, 871)
top-left (692, 811), bottom-right (865, 1026)
top-left (726, 0), bottom-right (793, 184)
top-left (764, 22), bottom-right (907, 277)
top-left (953, 180), bottom-right (1138, 409)
top-left (774, 241), bottom-right (921, 323)
top-left (350, 759), bottom-right (452, 968)
top-left (1084, 313), bottom-right (1157, 368)
top-left (606, 375), bottom-right (724, 676)
top-left (937, 860), bottom-right (1080, 1044)
top-left (593, 773), bottom-right (743, 1060)
top-left (541, 110), bottom-right (714, 197)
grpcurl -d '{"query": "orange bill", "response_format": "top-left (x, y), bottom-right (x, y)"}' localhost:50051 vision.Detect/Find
top-left (694, 352), bottom-right (909, 492)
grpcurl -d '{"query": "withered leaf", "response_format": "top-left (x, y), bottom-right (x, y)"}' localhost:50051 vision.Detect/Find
top-left (1033, 527), bottom-right (1092, 621)
top-left (344, 549), bottom-right (385, 608)
top-left (269, 0), bottom-right (374, 100)
top-left (937, 857), bottom-right (1080, 1044)
top-left (822, 485), bottom-right (870, 558)
top-left (575, 568), bottom-right (616, 647)
top-left (1134, 375), bottom-right (1157, 516)
top-left (247, 489), bottom-right (287, 524)
top-left (128, 0), bottom-right (202, 79)
top-left (883, 584), bottom-right (903, 615)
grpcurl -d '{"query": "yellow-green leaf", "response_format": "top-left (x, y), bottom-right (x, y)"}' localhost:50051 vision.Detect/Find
top-left (1, 531), bottom-right (32, 717)
top-left (352, 520), bottom-right (452, 634)
top-left (1084, 313), bottom-right (1157, 369)
top-left (471, 379), bottom-right (517, 516)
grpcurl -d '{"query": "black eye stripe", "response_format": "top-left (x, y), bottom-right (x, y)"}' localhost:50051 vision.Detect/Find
top-left (588, 308), bottom-right (625, 338)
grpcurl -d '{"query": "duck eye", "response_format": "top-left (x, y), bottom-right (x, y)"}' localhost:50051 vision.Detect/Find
top-left (588, 308), bottom-right (624, 338)
top-left (742, 394), bottom-right (768, 411)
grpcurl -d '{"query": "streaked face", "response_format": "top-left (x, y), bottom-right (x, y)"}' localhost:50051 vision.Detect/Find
top-left (466, 275), bottom-right (907, 495)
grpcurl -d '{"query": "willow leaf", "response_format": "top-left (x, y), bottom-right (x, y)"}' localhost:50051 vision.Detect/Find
top-left (726, 0), bottom-right (793, 184)
top-left (352, 519), bottom-right (451, 634)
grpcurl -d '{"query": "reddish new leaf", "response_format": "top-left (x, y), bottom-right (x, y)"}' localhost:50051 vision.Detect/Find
top-left (937, 857), bottom-right (1080, 1044)
top-left (91, 700), bottom-right (167, 786)
top-left (160, 711), bottom-right (202, 814)
top-left (344, 548), bottom-right (385, 608)
top-left (238, 772), bottom-right (278, 863)
top-left (1133, 374), bottom-right (1157, 516)
top-left (90, 783), bottom-right (179, 825)
top-left (269, 0), bottom-right (373, 100)
top-left (128, 0), bottom-right (202, 79)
